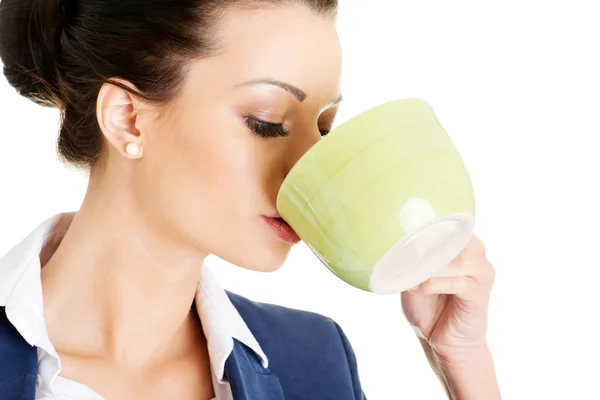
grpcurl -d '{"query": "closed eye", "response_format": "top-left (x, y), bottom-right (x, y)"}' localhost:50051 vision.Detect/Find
top-left (246, 116), bottom-right (330, 139)
top-left (245, 117), bottom-right (290, 138)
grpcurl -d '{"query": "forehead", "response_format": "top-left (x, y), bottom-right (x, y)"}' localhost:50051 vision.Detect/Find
top-left (190, 5), bottom-right (342, 102)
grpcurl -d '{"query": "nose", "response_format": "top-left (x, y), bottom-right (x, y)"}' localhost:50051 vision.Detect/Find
top-left (283, 127), bottom-right (322, 176)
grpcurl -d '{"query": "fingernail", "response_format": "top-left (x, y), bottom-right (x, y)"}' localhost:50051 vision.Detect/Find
top-left (409, 284), bottom-right (420, 292)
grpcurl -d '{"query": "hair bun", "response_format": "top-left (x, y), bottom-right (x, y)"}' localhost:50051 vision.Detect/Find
top-left (0, 0), bottom-right (67, 108)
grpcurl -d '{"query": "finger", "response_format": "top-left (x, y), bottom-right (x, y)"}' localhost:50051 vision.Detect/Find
top-left (430, 257), bottom-right (476, 279)
top-left (450, 235), bottom-right (486, 265)
top-left (464, 234), bottom-right (486, 256)
top-left (408, 276), bottom-right (474, 296)
top-left (433, 256), bottom-right (495, 286)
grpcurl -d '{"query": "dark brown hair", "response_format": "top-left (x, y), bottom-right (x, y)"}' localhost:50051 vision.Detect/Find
top-left (0, 0), bottom-right (337, 168)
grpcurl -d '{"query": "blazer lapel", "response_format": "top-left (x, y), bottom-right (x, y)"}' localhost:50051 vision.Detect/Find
top-left (0, 307), bottom-right (38, 400)
top-left (224, 339), bottom-right (284, 400)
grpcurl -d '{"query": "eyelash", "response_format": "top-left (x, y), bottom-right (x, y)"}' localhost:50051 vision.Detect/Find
top-left (245, 117), bottom-right (289, 138)
top-left (245, 116), bottom-right (330, 139)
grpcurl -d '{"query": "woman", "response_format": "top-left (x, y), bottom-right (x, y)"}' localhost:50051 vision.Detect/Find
top-left (0, 0), bottom-right (501, 398)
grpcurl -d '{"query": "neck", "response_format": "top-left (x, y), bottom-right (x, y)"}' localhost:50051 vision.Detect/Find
top-left (41, 180), bottom-right (209, 367)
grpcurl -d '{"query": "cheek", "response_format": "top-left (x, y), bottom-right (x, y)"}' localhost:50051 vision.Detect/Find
top-left (183, 115), bottom-right (261, 201)
top-left (138, 111), bottom-right (269, 236)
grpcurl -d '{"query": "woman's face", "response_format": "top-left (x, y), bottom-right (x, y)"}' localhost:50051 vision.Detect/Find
top-left (127, 5), bottom-right (342, 271)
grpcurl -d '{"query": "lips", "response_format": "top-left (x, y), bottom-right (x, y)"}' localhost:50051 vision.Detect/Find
top-left (262, 215), bottom-right (301, 244)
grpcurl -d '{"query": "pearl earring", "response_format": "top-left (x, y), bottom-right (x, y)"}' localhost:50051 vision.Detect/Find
top-left (125, 143), bottom-right (140, 156)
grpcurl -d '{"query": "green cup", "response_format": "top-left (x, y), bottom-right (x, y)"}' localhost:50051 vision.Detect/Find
top-left (276, 99), bottom-right (475, 294)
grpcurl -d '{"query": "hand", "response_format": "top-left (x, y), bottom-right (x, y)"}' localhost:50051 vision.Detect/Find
top-left (401, 235), bottom-right (495, 365)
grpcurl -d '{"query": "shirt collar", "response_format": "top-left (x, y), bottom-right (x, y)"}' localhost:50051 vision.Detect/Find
top-left (196, 265), bottom-right (269, 382)
top-left (0, 212), bottom-right (268, 393)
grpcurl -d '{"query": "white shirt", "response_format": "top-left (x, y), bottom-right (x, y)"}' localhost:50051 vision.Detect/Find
top-left (0, 213), bottom-right (269, 399)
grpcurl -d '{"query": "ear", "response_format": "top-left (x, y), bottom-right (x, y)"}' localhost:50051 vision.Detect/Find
top-left (96, 79), bottom-right (144, 159)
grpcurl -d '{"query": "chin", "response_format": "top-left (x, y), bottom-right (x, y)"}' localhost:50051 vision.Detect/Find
top-left (232, 239), bottom-right (294, 273)
top-left (254, 244), bottom-right (293, 272)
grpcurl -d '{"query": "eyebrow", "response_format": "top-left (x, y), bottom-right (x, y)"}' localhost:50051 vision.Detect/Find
top-left (235, 77), bottom-right (343, 106)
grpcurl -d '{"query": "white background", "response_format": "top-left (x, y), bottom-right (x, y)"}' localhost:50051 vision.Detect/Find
top-left (1, 0), bottom-right (599, 398)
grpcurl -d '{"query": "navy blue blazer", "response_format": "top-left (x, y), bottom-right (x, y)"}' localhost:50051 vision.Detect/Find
top-left (0, 291), bottom-right (366, 399)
